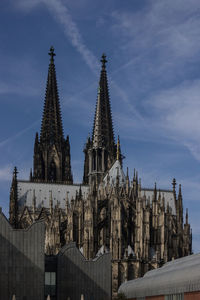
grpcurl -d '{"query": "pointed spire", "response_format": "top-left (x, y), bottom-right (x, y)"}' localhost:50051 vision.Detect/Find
top-left (154, 182), bottom-right (157, 201)
top-left (34, 132), bottom-right (39, 152)
top-left (13, 166), bottom-right (18, 180)
top-left (186, 208), bottom-right (188, 225)
top-left (162, 193), bottom-right (165, 209)
top-left (92, 54), bottom-right (115, 151)
top-left (49, 191), bottom-right (53, 215)
top-left (158, 189), bottom-right (161, 203)
top-left (172, 178), bottom-right (176, 199)
top-left (126, 167), bottom-right (129, 179)
top-left (40, 46), bottom-right (64, 145)
top-left (136, 171), bottom-right (138, 184)
top-left (64, 135), bottom-right (73, 183)
top-left (117, 136), bottom-right (120, 160)
top-left (133, 168), bottom-right (136, 181)
top-left (30, 168), bottom-right (32, 181)
top-left (126, 167), bottom-right (129, 193)
top-left (178, 184), bottom-right (182, 199)
top-left (9, 167), bottom-right (18, 228)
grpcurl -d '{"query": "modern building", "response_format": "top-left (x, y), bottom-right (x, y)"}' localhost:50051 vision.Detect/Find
top-left (118, 252), bottom-right (200, 300)
top-left (0, 209), bottom-right (111, 300)
top-left (9, 47), bottom-right (192, 298)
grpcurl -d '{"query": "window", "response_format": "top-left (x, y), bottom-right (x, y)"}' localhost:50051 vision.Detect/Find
top-left (45, 272), bottom-right (56, 296)
top-left (165, 294), bottom-right (184, 300)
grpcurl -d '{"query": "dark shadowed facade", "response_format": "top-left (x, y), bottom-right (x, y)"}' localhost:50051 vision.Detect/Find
top-left (9, 47), bottom-right (192, 298)
top-left (0, 209), bottom-right (111, 300)
top-left (57, 243), bottom-right (111, 300)
top-left (0, 208), bottom-right (45, 300)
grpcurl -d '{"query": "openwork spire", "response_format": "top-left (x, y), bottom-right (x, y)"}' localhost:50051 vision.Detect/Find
top-left (40, 46), bottom-right (64, 145)
top-left (92, 54), bottom-right (115, 150)
top-left (33, 47), bottom-right (73, 183)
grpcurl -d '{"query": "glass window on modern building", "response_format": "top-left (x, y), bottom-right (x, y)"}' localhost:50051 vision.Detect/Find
top-left (45, 272), bottom-right (56, 298)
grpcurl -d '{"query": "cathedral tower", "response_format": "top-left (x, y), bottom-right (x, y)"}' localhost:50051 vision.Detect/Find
top-left (33, 47), bottom-right (73, 183)
top-left (83, 54), bottom-right (121, 185)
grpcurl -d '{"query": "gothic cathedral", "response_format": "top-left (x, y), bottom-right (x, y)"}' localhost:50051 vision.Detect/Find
top-left (9, 47), bottom-right (192, 298)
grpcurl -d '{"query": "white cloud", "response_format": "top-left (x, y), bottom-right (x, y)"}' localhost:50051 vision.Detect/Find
top-left (148, 79), bottom-right (200, 160)
top-left (111, 0), bottom-right (200, 74)
top-left (108, 1), bottom-right (200, 163)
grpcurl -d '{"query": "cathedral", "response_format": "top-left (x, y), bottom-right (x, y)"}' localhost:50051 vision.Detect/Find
top-left (9, 47), bottom-right (192, 298)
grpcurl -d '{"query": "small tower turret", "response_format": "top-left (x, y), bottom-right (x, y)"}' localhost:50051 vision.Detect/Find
top-left (9, 167), bottom-right (18, 228)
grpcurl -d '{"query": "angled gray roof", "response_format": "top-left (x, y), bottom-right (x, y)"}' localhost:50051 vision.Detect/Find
top-left (118, 253), bottom-right (200, 298)
top-left (141, 189), bottom-right (176, 215)
top-left (17, 181), bottom-right (89, 209)
top-left (17, 178), bottom-right (176, 215)
top-left (103, 160), bottom-right (126, 186)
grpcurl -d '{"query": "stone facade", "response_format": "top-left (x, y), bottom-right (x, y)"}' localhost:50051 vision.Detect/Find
top-left (9, 47), bottom-right (192, 298)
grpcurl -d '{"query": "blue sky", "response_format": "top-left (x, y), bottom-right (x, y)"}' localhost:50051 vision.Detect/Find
top-left (0, 0), bottom-right (200, 251)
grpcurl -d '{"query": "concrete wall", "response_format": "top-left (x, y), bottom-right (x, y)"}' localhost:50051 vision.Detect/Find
top-left (0, 208), bottom-right (45, 300)
top-left (57, 243), bottom-right (111, 300)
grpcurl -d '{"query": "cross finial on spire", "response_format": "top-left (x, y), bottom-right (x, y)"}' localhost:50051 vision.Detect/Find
top-left (101, 53), bottom-right (107, 68)
top-left (172, 178), bottom-right (176, 189)
top-left (49, 46), bottom-right (56, 62)
top-left (13, 166), bottom-right (18, 179)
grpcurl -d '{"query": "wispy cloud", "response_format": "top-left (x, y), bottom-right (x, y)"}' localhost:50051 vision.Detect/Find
top-left (0, 120), bottom-right (39, 148)
top-left (0, 81), bottom-right (40, 96)
top-left (109, 1), bottom-right (200, 162)
top-left (111, 0), bottom-right (200, 61)
top-left (15, 0), bottom-right (141, 122)
top-left (148, 79), bottom-right (200, 160)
top-left (17, 0), bottom-right (99, 74)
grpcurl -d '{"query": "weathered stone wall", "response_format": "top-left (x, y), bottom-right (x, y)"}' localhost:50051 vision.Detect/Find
top-left (57, 243), bottom-right (111, 300)
top-left (0, 208), bottom-right (45, 300)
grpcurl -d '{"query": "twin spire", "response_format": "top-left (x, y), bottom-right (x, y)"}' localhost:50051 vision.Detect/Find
top-left (40, 49), bottom-right (115, 153)
top-left (33, 47), bottom-right (117, 184)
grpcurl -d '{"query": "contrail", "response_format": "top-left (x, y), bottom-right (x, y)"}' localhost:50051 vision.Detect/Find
top-left (0, 119), bottom-right (39, 148)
